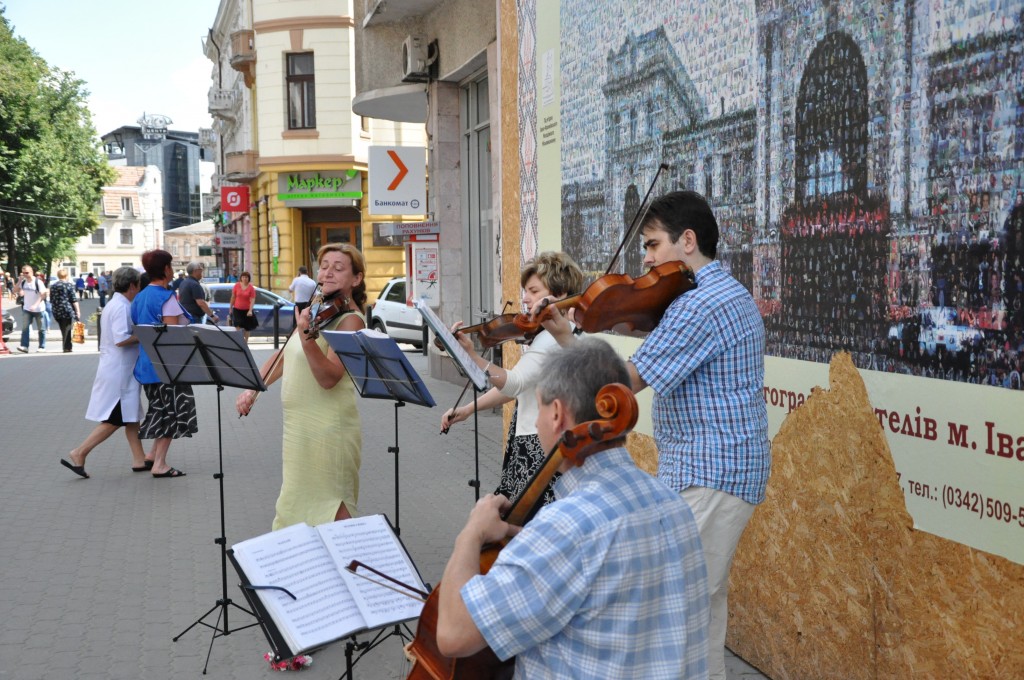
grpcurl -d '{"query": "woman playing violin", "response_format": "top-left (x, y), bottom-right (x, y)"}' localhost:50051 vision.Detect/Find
top-left (236, 244), bottom-right (367, 529)
top-left (441, 251), bottom-right (583, 512)
top-left (434, 338), bottom-right (710, 679)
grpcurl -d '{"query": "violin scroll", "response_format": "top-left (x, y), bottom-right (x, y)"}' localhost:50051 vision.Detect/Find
top-left (305, 292), bottom-right (351, 339)
top-left (558, 383), bottom-right (638, 467)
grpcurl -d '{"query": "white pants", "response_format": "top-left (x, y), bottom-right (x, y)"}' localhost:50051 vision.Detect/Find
top-left (682, 486), bottom-right (756, 680)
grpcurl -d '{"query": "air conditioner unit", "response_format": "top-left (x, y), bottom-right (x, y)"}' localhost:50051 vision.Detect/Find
top-left (401, 35), bottom-right (429, 83)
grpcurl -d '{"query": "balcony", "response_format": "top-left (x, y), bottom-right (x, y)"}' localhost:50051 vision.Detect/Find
top-left (202, 192), bottom-right (220, 216)
top-left (208, 88), bottom-right (239, 119)
top-left (230, 29), bottom-right (256, 87)
top-left (198, 127), bottom-right (217, 151)
top-left (225, 150), bottom-right (259, 181)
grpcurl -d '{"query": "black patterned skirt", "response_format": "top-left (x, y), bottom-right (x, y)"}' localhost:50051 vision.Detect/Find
top-left (495, 404), bottom-right (558, 522)
top-left (140, 383), bottom-right (198, 440)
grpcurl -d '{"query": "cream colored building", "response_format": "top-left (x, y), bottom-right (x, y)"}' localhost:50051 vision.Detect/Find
top-left (60, 165), bottom-right (164, 276)
top-left (204, 0), bottom-right (428, 301)
top-left (162, 220), bottom-right (217, 274)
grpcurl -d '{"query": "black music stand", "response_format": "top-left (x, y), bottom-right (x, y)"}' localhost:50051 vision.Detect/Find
top-left (414, 299), bottom-right (490, 499)
top-left (321, 330), bottom-right (435, 673)
top-left (134, 324), bottom-right (267, 674)
top-left (321, 329), bottom-right (435, 536)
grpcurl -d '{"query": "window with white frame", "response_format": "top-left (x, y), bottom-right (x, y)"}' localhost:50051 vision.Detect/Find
top-left (120, 228), bottom-right (133, 245)
top-left (121, 196), bottom-right (134, 215)
top-left (92, 229), bottom-right (105, 245)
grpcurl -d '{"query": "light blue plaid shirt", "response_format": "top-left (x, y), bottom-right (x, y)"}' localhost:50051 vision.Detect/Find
top-left (462, 448), bottom-right (709, 679)
top-left (631, 260), bottom-right (770, 504)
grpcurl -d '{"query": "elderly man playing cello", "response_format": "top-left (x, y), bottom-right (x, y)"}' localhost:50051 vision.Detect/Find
top-left (432, 338), bottom-right (709, 679)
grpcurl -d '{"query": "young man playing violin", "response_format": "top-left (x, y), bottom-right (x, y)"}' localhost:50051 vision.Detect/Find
top-left (539, 190), bottom-right (770, 680)
top-left (435, 337), bottom-right (709, 679)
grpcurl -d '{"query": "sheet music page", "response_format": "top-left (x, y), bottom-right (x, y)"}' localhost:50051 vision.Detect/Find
top-left (232, 523), bottom-right (366, 653)
top-left (414, 298), bottom-right (489, 390)
top-left (317, 515), bottom-right (427, 630)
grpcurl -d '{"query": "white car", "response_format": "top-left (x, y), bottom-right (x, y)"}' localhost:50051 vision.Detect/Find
top-left (367, 277), bottom-right (424, 347)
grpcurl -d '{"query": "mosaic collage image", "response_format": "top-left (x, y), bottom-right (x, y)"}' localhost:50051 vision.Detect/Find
top-left (548, 0), bottom-right (1024, 390)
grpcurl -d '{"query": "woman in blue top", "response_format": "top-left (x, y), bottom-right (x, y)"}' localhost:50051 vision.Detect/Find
top-left (131, 249), bottom-right (196, 478)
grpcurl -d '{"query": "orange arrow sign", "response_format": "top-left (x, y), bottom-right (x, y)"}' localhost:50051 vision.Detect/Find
top-left (387, 150), bottom-right (408, 190)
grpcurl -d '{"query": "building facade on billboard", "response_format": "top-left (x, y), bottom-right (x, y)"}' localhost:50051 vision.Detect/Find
top-left (203, 0), bottom-right (427, 300)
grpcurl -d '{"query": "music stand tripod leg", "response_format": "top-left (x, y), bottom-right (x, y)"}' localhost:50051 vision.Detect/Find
top-left (172, 385), bottom-right (260, 673)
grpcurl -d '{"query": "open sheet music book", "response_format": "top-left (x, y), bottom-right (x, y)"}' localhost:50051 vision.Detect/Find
top-left (230, 514), bottom-right (427, 656)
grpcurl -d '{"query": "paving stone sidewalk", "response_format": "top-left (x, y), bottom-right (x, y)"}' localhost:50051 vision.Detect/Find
top-left (0, 332), bottom-right (767, 679)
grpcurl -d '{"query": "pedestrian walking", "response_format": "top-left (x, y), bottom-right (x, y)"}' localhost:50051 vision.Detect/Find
top-left (60, 267), bottom-right (149, 479)
top-left (49, 269), bottom-right (81, 353)
top-left (98, 270), bottom-right (110, 307)
top-left (15, 265), bottom-right (48, 353)
top-left (131, 249), bottom-right (196, 478)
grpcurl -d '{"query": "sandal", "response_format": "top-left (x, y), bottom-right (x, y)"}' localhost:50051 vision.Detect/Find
top-left (152, 467), bottom-right (186, 478)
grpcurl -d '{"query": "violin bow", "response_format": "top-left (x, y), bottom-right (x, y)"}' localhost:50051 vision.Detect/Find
top-left (438, 301), bottom-right (509, 434)
top-left (604, 162), bottom-right (668, 276)
top-left (440, 379), bottom-right (472, 435)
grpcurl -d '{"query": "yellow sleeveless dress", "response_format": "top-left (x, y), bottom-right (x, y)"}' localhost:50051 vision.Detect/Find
top-left (273, 312), bottom-right (363, 530)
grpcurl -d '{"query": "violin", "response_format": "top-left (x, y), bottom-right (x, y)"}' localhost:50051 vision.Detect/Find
top-left (405, 383), bottom-right (639, 679)
top-left (304, 290), bottom-right (355, 340)
top-left (443, 261), bottom-right (694, 350)
top-left (441, 163), bottom-right (688, 350)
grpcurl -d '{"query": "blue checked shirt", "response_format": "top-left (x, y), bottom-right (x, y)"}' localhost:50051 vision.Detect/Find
top-left (461, 448), bottom-right (709, 679)
top-left (631, 260), bottom-right (770, 504)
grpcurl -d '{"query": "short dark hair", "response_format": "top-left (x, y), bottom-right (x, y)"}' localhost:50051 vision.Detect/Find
top-left (641, 190), bottom-right (719, 259)
top-left (239, 271), bottom-right (251, 281)
top-left (298, 266), bottom-right (308, 275)
top-left (141, 250), bottom-right (173, 279)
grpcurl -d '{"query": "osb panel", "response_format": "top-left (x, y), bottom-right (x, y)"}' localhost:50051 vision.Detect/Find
top-left (627, 431), bottom-right (659, 477)
top-left (729, 352), bottom-right (1024, 679)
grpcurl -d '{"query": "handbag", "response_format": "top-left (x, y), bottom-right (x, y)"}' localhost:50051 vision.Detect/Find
top-left (72, 321), bottom-right (86, 344)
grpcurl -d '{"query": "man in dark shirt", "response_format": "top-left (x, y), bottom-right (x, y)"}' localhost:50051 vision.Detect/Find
top-left (177, 261), bottom-right (219, 324)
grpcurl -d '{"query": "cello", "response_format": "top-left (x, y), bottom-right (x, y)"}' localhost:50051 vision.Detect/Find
top-left (405, 383), bottom-right (639, 679)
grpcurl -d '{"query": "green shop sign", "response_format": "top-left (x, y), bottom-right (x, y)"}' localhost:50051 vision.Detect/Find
top-left (279, 170), bottom-right (363, 202)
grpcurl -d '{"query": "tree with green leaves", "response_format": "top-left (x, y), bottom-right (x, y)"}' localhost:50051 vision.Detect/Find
top-left (0, 7), bottom-right (114, 276)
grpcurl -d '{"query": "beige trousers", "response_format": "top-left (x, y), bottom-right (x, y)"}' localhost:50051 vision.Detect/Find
top-left (682, 486), bottom-right (756, 680)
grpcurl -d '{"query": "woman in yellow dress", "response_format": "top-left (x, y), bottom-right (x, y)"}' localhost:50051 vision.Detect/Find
top-left (236, 244), bottom-right (367, 530)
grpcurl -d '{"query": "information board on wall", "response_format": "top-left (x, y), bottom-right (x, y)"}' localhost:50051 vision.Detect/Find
top-left (766, 357), bottom-right (1024, 565)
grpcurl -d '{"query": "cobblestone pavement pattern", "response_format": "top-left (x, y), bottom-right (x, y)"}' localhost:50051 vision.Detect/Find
top-left (0, 298), bottom-right (767, 679)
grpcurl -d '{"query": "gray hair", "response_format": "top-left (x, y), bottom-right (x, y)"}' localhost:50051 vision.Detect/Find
top-left (112, 266), bottom-right (140, 293)
top-left (186, 261), bottom-right (205, 275)
top-left (536, 337), bottom-right (631, 423)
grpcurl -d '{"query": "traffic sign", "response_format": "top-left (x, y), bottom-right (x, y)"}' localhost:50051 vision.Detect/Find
top-left (368, 146), bottom-right (426, 216)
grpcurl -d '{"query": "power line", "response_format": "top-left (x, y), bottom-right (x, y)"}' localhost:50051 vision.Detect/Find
top-left (0, 205), bottom-right (84, 221)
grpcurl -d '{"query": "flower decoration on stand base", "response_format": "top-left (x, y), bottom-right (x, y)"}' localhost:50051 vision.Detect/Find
top-left (263, 651), bottom-right (314, 671)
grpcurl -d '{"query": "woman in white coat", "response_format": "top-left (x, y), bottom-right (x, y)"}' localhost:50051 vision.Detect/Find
top-left (60, 267), bottom-right (149, 479)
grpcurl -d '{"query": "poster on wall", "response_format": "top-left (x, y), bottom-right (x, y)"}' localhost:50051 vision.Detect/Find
top-left (522, 0), bottom-right (1024, 564)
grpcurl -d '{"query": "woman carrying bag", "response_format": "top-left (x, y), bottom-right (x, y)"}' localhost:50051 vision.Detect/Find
top-left (50, 269), bottom-right (82, 353)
